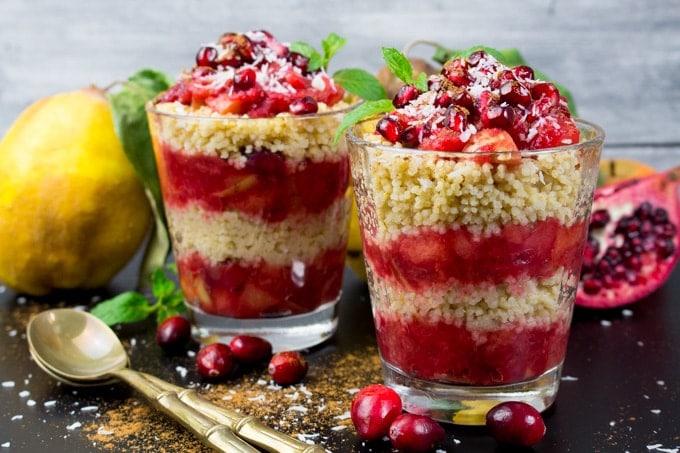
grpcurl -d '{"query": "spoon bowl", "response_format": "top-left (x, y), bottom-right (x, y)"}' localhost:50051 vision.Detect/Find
top-left (27, 308), bottom-right (324, 453)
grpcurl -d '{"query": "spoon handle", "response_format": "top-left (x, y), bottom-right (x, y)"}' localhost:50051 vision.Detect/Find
top-left (111, 369), bottom-right (259, 453)
top-left (139, 372), bottom-right (325, 453)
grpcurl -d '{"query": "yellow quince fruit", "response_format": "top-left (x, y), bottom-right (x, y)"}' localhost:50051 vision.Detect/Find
top-left (0, 87), bottom-right (152, 295)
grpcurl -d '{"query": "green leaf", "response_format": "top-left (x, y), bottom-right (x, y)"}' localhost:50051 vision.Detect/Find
top-left (106, 68), bottom-right (175, 289)
top-left (151, 266), bottom-right (176, 300)
top-left (321, 33), bottom-right (347, 69)
top-left (414, 72), bottom-right (429, 92)
top-left (333, 68), bottom-right (386, 101)
top-left (381, 47), bottom-right (414, 84)
top-left (333, 99), bottom-right (395, 144)
top-left (90, 292), bottom-right (153, 325)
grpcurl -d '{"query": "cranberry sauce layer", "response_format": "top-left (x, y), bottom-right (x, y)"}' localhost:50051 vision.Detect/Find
top-left (157, 142), bottom-right (348, 222)
top-left (178, 249), bottom-right (346, 318)
top-left (154, 30), bottom-right (345, 117)
top-left (375, 311), bottom-right (570, 385)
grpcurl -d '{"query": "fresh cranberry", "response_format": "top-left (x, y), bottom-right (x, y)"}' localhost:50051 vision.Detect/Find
top-left (376, 116), bottom-right (402, 142)
top-left (195, 46), bottom-right (219, 68)
top-left (229, 335), bottom-right (272, 363)
top-left (289, 96), bottom-right (318, 115)
top-left (156, 315), bottom-right (191, 353)
top-left (268, 351), bottom-right (308, 385)
top-left (234, 67), bottom-right (257, 91)
top-left (196, 343), bottom-right (234, 379)
top-left (350, 384), bottom-right (403, 441)
top-left (486, 401), bottom-right (546, 447)
top-left (388, 413), bottom-right (445, 452)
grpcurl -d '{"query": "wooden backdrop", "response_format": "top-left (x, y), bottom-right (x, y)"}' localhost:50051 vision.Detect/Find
top-left (1, 0), bottom-right (678, 167)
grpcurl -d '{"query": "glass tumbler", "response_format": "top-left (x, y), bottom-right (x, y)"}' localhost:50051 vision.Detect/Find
top-left (347, 118), bottom-right (604, 424)
top-left (147, 103), bottom-right (353, 351)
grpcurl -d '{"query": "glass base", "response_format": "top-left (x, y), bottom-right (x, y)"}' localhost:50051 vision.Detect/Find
top-left (382, 361), bottom-right (562, 425)
top-left (187, 297), bottom-right (339, 352)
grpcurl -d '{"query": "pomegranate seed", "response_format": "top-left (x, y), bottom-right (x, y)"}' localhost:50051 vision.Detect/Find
top-left (442, 58), bottom-right (471, 86)
top-left (582, 277), bottom-right (603, 295)
top-left (350, 384), bottom-right (403, 441)
top-left (634, 201), bottom-right (654, 220)
top-left (443, 106), bottom-right (468, 132)
top-left (486, 401), bottom-right (546, 447)
top-left (467, 50), bottom-right (486, 66)
top-left (195, 46), bottom-right (218, 68)
top-left (388, 413), bottom-right (445, 453)
top-left (268, 351), bottom-right (308, 385)
top-left (500, 80), bottom-right (532, 106)
top-left (451, 87), bottom-right (474, 110)
top-left (196, 343), bottom-right (234, 379)
top-left (510, 65), bottom-right (534, 81)
top-left (233, 67), bottom-right (257, 91)
top-left (656, 238), bottom-right (675, 259)
top-left (289, 52), bottom-right (310, 73)
top-left (229, 335), bottom-right (272, 363)
top-left (393, 84), bottom-right (420, 108)
top-left (434, 91), bottom-right (454, 108)
top-left (156, 315), bottom-right (191, 354)
top-left (376, 116), bottom-right (402, 142)
top-left (532, 82), bottom-right (560, 105)
top-left (590, 209), bottom-right (611, 228)
top-left (400, 125), bottom-right (422, 148)
top-left (653, 207), bottom-right (670, 224)
top-left (482, 105), bottom-right (515, 128)
top-left (289, 96), bottom-right (318, 115)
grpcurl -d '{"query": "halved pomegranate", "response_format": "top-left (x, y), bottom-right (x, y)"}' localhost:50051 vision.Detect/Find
top-left (576, 166), bottom-right (680, 308)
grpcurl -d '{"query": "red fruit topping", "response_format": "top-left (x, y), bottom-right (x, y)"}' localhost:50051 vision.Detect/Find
top-left (350, 384), bottom-right (403, 441)
top-left (268, 351), bottom-right (308, 385)
top-left (156, 30), bottom-right (345, 117)
top-left (156, 315), bottom-right (192, 353)
top-left (196, 343), bottom-right (234, 379)
top-left (376, 50), bottom-right (579, 152)
top-left (376, 116), bottom-right (402, 142)
top-left (228, 335), bottom-right (272, 363)
top-left (576, 167), bottom-right (680, 308)
top-left (388, 413), bottom-right (446, 452)
top-left (486, 401), bottom-right (546, 447)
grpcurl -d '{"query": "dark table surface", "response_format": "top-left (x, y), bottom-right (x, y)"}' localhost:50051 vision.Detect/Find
top-left (1, 258), bottom-right (679, 452)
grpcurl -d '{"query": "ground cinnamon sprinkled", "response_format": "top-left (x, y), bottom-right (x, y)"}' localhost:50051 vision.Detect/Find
top-left (84, 345), bottom-right (382, 452)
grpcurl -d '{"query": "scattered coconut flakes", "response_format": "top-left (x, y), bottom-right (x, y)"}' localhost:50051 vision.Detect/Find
top-left (288, 405), bottom-right (308, 413)
top-left (647, 444), bottom-right (680, 453)
top-left (175, 365), bottom-right (188, 378)
top-left (256, 379), bottom-right (268, 385)
top-left (18, 390), bottom-right (30, 398)
top-left (346, 388), bottom-right (360, 394)
top-left (333, 411), bottom-right (351, 421)
top-left (643, 394), bottom-right (651, 400)
top-left (26, 400), bottom-right (36, 407)
top-left (609, 420), bottom-right (616, 427)
top-left (248, 394), bottom-right (266, 403)
top-left (622, 309), bottom-right (633, 317)
top-left (11, 415), bottom-right (23, 421)
top-left (97, 426), bottom-right (115, 436)
top-left (1, 442), bottom-right (9, 448)
top-left (81, 405), bottom-right (99, 413)
top-left (656, 380), bottom-right (666, 386)
top-left (330, 425), bottom-right (346, 431)
top-left (561, 375), bottom-right (579, 381)
top-left (8, 329), bottom-right (17, 337)
top-left (44, 400), bottom-right (57, 407)
top-left (2, 381), bottom-right (15, 388)
top-left (638, 341), bottom-right (645, 347)
top-left (650, 409), bottom-right (661, 415)
top-left (285, 391), bottom-right (300, 400)
top-left (66, 422), bottom-right (82, 431)
top-left (600, 319), bottom-right (612, 327)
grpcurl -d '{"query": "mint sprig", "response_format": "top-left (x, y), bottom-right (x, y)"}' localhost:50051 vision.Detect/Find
top-left (90, 265), bottom-right (186, 326)
top-left (290, 33), bottom-right (386, 102)
top-left (334, 46), bottom-right (421, 143)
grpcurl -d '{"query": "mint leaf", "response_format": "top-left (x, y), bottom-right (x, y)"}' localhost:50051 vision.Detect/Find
top-left (381, 47), bottom-right (414, 84)
top-left (414, 72), bottom-right (429, 92)
top-left (333, 68), bottom-right (386, 101)
top-left (321, 33), bottom-right (347, 69)
top-left (107, 68), bottom-right (175, 289)
top-left (90, 292), bottom-right (153, 325)
top-left (90, 264), bottom-right (185, 326)
top-left (334, 99), bottom-right (395, 144)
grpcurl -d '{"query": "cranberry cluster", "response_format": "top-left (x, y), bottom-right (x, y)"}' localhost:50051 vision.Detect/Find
top-left (376, 50), bottom-right (579, 152)
top-left (157, 30), bottom-right (345, 117)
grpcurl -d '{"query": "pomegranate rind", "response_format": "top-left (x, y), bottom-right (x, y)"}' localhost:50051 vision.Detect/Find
top-left (576, 167), bottom-right (680, 308)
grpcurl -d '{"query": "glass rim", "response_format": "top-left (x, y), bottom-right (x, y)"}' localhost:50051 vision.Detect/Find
top-left (145, 98), bottom-right (361, 122)
top-left (345, 117), bottom-right (605, 157)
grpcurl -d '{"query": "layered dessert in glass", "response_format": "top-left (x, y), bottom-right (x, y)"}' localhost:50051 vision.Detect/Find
top-left (147, 30), bottom-right (354, 350)
top-left (347, 50), bottom-right (603, 423)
